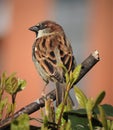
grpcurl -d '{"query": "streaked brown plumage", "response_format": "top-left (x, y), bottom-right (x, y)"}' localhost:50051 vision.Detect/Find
top-left (29, 20), bottom-right (76, 106)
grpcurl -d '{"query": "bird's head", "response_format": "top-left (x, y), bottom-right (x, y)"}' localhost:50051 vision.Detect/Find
top-left (29, 20), bottom-right (64, 38)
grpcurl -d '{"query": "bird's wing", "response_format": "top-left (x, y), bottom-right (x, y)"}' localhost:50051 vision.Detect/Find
top-left (32, 33), bottom-right (76, 83)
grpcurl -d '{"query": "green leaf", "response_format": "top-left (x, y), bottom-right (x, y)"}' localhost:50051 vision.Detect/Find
top-left (11, 114), bottom-right (30, 130)
top-left (0, 72), bottom-right (6, 88)
top-left (98, 105), bottom-right (108, 130)
top-left (6, 103), bottom-right (13, 116)
top-left (64, 120), bottom-right (71, 130)
top-left (0, 97), bottom-right (8, 117)
top-left (0, 97), bottom-right (8, 110)
top-left (0, 72), bottom-right (7, 98)
top-left (63, 109), bottom-right (87, 121)
top-left (74, 86), bottom-right (87, 108)
top-left (5, 72), bottom-right (16, 85)
top-left (101, 104), bottom-right (113, 117)
top-left (45, 98), bottom-right (55, 122)
top-left (43, 115), bottom-right (48, 127)
top-left (69, 71), bottom-right (73, 85)
top-left (65, 73), bottom-right (70, 85)
top-left (85, 91), bottom-right (105, 119)
top-left (93, 91), bottom-right (106, 109)
top-left (6, 102), bottom-right (16, 117)
top-left (71, 64), bottom-right (81, 85)
top-left (107, 120), bottom-right (113, 130)
top-left (5, 73), bottom-right (26, 95)
top-left (63, 109), bottom-right (102, 130)
top-left (17, 79), bottom-right (26, 92)
top-left (59, 63), bottom-right (69, 85)
top-left (5, 77), bottom-right (18, 95)
top-left (94, 104), bottom-right (113, 118)
top-left (63, 110), bottom-right (89, 130)
top-left (5, 73), bottom-right (18, 95)
top-left (86, 98), bottom-right (95, 123)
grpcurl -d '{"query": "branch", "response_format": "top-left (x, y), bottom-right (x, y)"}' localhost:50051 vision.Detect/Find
top-left (0, 50), bottom-right (100, 128)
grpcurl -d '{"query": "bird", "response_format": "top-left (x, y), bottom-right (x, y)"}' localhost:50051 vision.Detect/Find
top-left (29, 20), bottom-right (76, 106)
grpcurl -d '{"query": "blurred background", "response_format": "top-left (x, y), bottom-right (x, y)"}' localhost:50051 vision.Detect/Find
top-left (0, 0), bottom-right (112, 123)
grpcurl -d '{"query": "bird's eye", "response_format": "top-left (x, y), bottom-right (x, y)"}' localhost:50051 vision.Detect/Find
top-left (39, 23), bottom-right (44, 29)
top-left (44, 24), bottom-right (47, 27)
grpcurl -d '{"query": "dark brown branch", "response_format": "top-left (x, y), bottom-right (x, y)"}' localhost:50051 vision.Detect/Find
top-left (0, 50), bottom-right (100, 128)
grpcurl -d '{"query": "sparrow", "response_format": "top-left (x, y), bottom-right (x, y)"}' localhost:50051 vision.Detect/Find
top-left (29, 20), bottom-right (76, 106)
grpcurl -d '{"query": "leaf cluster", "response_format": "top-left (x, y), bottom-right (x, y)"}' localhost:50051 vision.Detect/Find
top-left (0, 72), bottom-right (26, 123)
top-left (40, 65), bottom-right (113, 130)
top-left (1, 65), bottom-right (113, 130)
top-left (64, 87), bottom-right (113, 130)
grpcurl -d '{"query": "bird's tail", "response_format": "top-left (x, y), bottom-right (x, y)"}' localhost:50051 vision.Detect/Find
top-left (56, 82), bottom-right (74, 107)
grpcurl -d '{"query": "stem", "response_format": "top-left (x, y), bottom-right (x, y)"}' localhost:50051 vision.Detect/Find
top-left (57, 84), bottom-right (70, 126)
top-left (88, 117), bottom-right (93, 130)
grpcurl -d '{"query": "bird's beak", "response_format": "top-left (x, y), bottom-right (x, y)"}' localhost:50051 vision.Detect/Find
top-left (29, 25), bottom-right (39, 32)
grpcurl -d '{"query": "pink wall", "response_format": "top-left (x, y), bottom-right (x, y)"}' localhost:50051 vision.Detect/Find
top-left (1, 0), bottom-right (54, 115)
top-left (86, 0), bottom-right (112, 104)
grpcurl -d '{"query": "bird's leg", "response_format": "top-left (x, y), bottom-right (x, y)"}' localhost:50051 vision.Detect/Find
top-left (41, 81), bottom-right (49, 98)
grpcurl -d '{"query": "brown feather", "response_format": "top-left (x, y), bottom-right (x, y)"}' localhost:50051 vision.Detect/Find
top-left (33, 33), bottom-right (75, 83)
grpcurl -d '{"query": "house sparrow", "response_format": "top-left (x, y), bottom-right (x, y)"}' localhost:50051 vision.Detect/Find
top-left (29, 20), bottom-right (76, 106)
